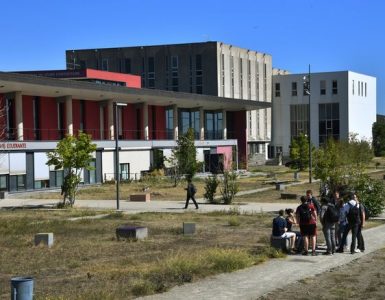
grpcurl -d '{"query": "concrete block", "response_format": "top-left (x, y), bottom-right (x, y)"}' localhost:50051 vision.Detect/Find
top-left (183, 222), bottom-right (196, 235)
top-left (35, 233), bottom-right (54, 248)
top-left (130, 194), bottom-right (150, 202)
top-left (116, 226), bottom-right (148, 240)
top-left (276, 183), bottom-right (285, 191)
top-left (270, 235), bottom-right (290, 252)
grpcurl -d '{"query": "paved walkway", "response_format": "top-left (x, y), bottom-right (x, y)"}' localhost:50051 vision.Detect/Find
top-left (141, 224), bottom-right (385, 300)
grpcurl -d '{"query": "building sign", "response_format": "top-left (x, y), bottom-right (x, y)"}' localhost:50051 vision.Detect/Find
top-left (0, 142), bottom-right (27, 149)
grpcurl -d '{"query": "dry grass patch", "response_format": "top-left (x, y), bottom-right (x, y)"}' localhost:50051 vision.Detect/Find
top-left (0, 209), bottom-right (281, 299)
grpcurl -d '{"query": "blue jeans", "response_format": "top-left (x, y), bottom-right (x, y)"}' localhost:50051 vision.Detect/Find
top-left (337, 222), bottom-right (347, 247)
top-left (322, 222), bottom-right (336, 253)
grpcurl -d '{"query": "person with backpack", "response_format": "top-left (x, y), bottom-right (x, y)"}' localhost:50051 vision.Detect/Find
top-left (336, 197), bottom-right (347, 249)
top-left (336, 192), bottom-right (361, 254)
top-left (184, 177), bottom-right (199, 209)
top-left (357, 197), bottom-right (366, 252)
top-left (320, 197), bottom-right (339, 255)
top-left (296, 196), bottom-right (317, 256)
top-left (306, 189), bottom-right (321, 216)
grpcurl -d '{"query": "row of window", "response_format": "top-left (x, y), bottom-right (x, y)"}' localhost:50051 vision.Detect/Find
top-left (165, 108), bottom-right (223, 140)
top-left (221, 54), bottom-right (266, 100)
top-left (290, 103), bottom-right (340, 145)
top-left (352, 80), bottom-right (367, 97)
top-left (275, 80), bottom-right (339, 97)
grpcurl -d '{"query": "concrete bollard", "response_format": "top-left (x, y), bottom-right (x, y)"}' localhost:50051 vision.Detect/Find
top-left (34, 233), bottom-right (54, 248)
top-left (183, 222), bottom-right (196, 235)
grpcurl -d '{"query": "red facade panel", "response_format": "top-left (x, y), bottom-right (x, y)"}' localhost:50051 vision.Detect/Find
top-left (22, 95), bottom-right (34, 140)
top-left (122, 104), bottom-right (136, 140)
top-left (228, 111), bottom-right (247, 169)
top-left (85, 101), bottom-right (100, 139)
top-left (155, 106), bottom-right (166, 139)
top-left (85, 69), bottom-right (141, 88)
top-left (40, 97), bottom-right (58, 140)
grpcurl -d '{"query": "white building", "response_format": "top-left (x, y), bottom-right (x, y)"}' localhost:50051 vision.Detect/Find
top-left (271, 71), bottom-right (376, 157)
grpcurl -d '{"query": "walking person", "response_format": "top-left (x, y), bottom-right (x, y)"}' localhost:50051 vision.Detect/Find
top-left (184, 178), bottom-right (199, 209)
top-left (320, 197), bottom-right (339, 255)
top-left (296, 196), bottom-right (317, 256)
top-left (336, 192), bottom-right (361, 254)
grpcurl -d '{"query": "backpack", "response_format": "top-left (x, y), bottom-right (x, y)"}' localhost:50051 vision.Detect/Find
top-left (299, 204), bottom-right (311, 223)
top-left (191, 184), bottom-right (197, 195)
top-left (325, 203), bottom-right (340, 223)
top-left (347, 203), bottom-right (361, 224)
top-left (360, 203), bottom-right (370, 221)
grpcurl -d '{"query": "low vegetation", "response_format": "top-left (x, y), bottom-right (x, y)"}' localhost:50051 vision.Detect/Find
top-left (0, 209), bottom-right (283, 299)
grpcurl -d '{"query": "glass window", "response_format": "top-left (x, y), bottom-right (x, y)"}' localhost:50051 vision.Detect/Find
top-left (171, 56), bottom-right (178, 68)
top-left (275, 83), bottom-right (280, 97)
top-left (352, 80), bottom-right (354, 95)
top-left (205, 111), bottom-right (223, 140)
top-left (120, 163), bottom-right (130, 181)
top-left (320, 80), bottom-right (326, 95)
top-left (102, 59), bottom-right (108, 71)
top-left (165, 108), bottom-right (174, 139)
top-left (319, 103), bottom-right (340, 145)
top-left (290, 104), bottom-right (309, 140)
top-left (365, 82), bottom-right (367, 97)
top-left (332, 80), bottom-right (338, 94)
top-left (291, 82), bottom-right (297, 96)
top-left (124, 59), bottom-right (131, 73)
top-left (0, 175), bottom-right (7, 191)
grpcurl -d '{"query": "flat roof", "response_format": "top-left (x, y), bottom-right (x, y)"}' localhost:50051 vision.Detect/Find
top-left (0, 72), bottom-right (270, 111)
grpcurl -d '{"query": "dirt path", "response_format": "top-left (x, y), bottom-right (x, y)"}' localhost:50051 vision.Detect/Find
top-left (260, 247), bottom-right (385, 300)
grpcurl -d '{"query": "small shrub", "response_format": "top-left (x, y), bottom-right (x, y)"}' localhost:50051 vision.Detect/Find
top-left (228, 216), bottom-right (241, 227)
top-left (131, 280), bottom-right (155, 297)
top-left (220, 171), bottom-right (239, 205)
top-left (204, 175), bottom-right (220, 204)
top-left (205, 248), bottom-right (254, 273)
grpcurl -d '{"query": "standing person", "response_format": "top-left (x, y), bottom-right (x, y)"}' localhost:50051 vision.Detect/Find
top-left (296, 196), bottom-right (317, 256)
top-left (272, 209), bottom-right (296, 253)
top-left (357, 196), bottom-right (366, 252)
top-left (184, 178), bottom-right (199, 209)
top-left (330, 191), bottom-right (341, 244)
top-left (320, 197), bottom-right (339, 255)
top-left (336, 198), bottom-right (347, 249)
top-left (336, 192), bottom-right (361, 254)
top-left (306, 189), bottom-right (321, 216)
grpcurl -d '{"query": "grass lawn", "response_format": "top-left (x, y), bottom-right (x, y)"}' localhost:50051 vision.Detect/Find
top-left (0, 209), bottom-right (283, 299)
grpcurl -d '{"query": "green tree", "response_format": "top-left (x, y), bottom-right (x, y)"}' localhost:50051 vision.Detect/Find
top-left (173, 128), bottom-right (198, 179)
top-left (314, 134), bottom-right (373, 194)
top-left (372, 122), bottom-right (385, 156)
top-left (220, 170), bottom-right (239, 205)
top-left (47, 132), bottom-right (97, 207)
top-left (289, 133), bottom-right (311, 171)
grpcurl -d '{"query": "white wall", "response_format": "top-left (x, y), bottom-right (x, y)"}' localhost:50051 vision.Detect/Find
top-left (272, 71), bottom-right (376, 156)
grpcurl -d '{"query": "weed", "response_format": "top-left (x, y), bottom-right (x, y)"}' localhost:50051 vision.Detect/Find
top-left (228, 216), bottom-right (241, 227)
top-left (131, 280), bottom-right (155, 297)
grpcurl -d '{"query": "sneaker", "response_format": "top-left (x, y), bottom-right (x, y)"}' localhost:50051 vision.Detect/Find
top-left (354, 249), bottom-right (361, 253)
top-left (302, 251), bottom-right (308, 256)
top-left (336, 249), bottom-right (344, 253)
top-left (322, 251), bottom-right (332, 256)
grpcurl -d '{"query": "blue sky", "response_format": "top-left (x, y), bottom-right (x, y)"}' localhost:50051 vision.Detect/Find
top-left (1, 0), bottom-right (384, 113)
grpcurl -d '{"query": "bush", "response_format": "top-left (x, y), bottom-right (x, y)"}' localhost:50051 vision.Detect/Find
top-left (352, 175), bottom-right (385, 217)
top-left (228, 216), bottom-right (241, 226)
top-left (204, 175), bottom-right (220, 204)
top-left (221, 171), bottom-right (239, 205)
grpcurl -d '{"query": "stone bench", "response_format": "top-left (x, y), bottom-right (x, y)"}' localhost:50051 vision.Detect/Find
top-left (270, 235), bottom-right (291, 253)
top-left (130, 193), bottom-right (150, 202)
top-left (35, 233), bottom-right (54, 248)
top-left (116, 226), bottom-right (148, 241)
top-left (281, 193), bottom-right (297, 200)
top-left (276, 183), bottom-right (286, 191)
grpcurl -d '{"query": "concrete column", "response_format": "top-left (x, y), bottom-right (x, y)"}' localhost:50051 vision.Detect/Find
top-left (222, 110), bottom-right (227, 140)
top-left (108, 100), bottom-right (114, 140)
top-left (65, 95), bottom-right (73, 135)
top-left (143, 103), bottom-right (149, 140)
top-left (15, 91), bottom-right (23, 141)
top-left (199, 107), bottom-right (205, 140)
top-left (173, 104), bottom-right (178, 140)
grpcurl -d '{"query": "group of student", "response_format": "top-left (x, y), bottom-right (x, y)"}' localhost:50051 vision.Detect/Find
top-left (272, 189), bottom-right (367, 256)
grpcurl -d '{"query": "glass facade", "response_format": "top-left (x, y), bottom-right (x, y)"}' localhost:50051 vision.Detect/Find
top-left (319, 103), bottom-right (340, 145)
top-left (290, 104), bottom-right (309, 139)
top-left (179, 109), bottom-right (200, 139)
top-left (205, 111), bottom-right (223, 140)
